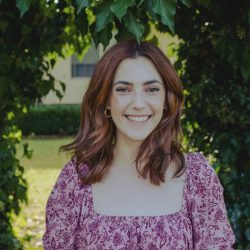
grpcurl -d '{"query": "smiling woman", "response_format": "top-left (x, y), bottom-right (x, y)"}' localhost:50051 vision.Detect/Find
top-left (42, 39), bottom-right (235, 249)
top-left (59, 39), bottom-right (186, 184)
top-left (109, 56), bottom-right (166, 143)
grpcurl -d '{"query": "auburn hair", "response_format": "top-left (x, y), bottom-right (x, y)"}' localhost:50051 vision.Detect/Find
top-left (59, 39), bottom-right (186, 186)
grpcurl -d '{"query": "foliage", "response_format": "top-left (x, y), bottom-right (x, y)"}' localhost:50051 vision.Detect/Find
top-left (0, 0), bottom-right (90, 248)
top-left (0, 0), bottom-right (249, 249)
top-left (173, 1), bottom-right (250, 248)
top-left (0, 124), bottom-right (26, 249)
top-left (17, 104), bottom-right (80, 136)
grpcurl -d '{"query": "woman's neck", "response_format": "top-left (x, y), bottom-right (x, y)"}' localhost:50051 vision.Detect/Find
top-left (112, 136), bottom-right (144, 171)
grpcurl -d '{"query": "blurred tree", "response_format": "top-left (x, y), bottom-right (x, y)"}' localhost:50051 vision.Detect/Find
top-left (0, 0), bottom-right (249, 249)
top-left (173, 2), bottom-right (250, 248)
top-left (0, 0), bottom-right (91, 248)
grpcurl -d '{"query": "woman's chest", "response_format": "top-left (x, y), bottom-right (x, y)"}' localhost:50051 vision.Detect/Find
top-left (91, 172), bottom-right (185, 216)
top-left (78, 212), bottom-right (193, 250)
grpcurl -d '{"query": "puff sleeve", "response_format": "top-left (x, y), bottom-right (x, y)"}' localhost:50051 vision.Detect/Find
top-left (42, 160), bottom-right (85, 250)
top-left (190, 152), bottom-right (236, 249)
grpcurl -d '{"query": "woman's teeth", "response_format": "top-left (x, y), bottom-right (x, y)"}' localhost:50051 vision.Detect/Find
top-left (125, 115), bottom-right (151, 122)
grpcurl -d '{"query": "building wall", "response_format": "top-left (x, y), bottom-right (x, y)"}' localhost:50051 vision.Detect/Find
top-left (42, 30), bottom-right (178, 105)
top-left (42, 43), bottom-right (101, 104)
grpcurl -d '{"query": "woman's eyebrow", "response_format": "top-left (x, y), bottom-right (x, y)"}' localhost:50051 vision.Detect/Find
top-left (113, 79), bottom-right (162, 86)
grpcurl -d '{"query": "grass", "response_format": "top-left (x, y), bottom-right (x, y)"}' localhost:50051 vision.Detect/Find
top-left (12, 137), bottom-right (73, 250)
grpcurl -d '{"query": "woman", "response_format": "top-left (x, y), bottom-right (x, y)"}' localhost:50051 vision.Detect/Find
top-left (42, 39), bottom-right (235, 249)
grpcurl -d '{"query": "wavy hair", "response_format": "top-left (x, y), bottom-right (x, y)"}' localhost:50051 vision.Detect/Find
top-left (59, 39), bottom-right (186, 186)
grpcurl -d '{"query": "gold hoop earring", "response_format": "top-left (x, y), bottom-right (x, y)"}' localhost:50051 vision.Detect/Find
top-left (104, 108), bottom-right (112, 118)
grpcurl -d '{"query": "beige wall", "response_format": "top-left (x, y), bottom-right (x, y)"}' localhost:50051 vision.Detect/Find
top-left (42, 29), bottom-right (178, 105)
top-left (41, 56), bottom-right (90, 104)
top-left (42, 42), bottom-right (101, 104)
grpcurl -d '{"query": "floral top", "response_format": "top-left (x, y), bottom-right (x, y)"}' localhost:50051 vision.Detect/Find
top-left (42, 152), bottom-right (235, 249)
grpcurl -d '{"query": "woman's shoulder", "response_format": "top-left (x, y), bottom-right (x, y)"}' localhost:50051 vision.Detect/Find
top-left (43, 159), bottom-right (90, 249)
top-left (187, 151), bottom-right (216, 174)
top-left (186, 151), bottom-right (221, 188)
top-left (65, 156), bottom-right (89, 171)
top-left (56, 158), bottom-right (90, 187)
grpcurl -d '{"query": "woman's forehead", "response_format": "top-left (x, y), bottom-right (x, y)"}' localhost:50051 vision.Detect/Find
top-left (113, 57), bottom-right (162, 83)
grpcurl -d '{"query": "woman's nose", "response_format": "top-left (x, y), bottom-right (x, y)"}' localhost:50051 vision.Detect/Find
top-left (132, 92), bottom-right (146, 110)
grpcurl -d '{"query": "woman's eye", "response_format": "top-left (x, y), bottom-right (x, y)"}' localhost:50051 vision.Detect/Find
top-left (146, 87), bottom-right (160, 93)
top-left (115, 87), bottom-right (129, 93)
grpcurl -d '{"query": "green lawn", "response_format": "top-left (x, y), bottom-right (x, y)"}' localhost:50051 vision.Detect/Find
top-left (13, 137), bottom-right (73, 250)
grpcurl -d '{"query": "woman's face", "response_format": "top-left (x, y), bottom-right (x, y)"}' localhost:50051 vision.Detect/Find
top-left (108, 56), bottom-right (166, 142)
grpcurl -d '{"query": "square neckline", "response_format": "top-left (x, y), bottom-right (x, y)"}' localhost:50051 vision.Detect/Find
top-left (88, 152), bottom-right (191, 219)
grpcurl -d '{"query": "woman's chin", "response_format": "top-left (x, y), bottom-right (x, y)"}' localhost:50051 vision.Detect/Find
top-left (126, 134), bottom-right (149, 142)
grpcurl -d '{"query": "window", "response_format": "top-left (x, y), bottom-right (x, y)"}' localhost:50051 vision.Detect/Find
top-left (71, 46), bottom-right (99, 77)
top-left (71, 63), bottom-right (95, 77)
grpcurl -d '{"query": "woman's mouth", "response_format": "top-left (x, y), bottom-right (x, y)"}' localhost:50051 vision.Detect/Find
top-left (124, 115), bottom-right (152, 123)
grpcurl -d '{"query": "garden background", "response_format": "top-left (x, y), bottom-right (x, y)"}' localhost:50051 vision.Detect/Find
top-left (0, 0), bottom-right (250, 249)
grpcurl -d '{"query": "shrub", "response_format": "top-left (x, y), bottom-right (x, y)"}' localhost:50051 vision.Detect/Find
top-left (17, 104), bottom-right (81, 136)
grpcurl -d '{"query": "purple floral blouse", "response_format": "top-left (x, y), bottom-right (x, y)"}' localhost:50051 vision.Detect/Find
top-left (42, 152), bottom-right (235, 249)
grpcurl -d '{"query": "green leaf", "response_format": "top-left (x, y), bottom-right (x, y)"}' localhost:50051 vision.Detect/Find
top-left (110, 0), bottom-right (135, 21)
top-left (50, 58), bottom-right (56, 68)
top-left (75, 7), bottom-right (89, 35)
top-left (15, 0), bottom-right (32, 17)
top-left (145, 0), bottom-right (159, 21)
top-left (227, 40), bottom-right (241, 69)
top-left (95, 1), bottom-right (114, 33)
top-left (37, 80), bottom-right (54, 96)
top-left (214, 34), bottom-right (229, 59)
top-left (245, 228), bottom-right (250, 241)
top-left (240, 49), bottom-right (250, 80)
top-left (0, 76), bottom-right (12, 98)
top-left (22, 142), bottom-right (33, 159)
top-left (179, 0), bottom-right (192, 7)
top-left (59, 81), bottom-right (66, 93)
top-left (90, 22), bottom-right (113, 50)
top-left (114, 18), bottom-right (135, 42)
top-left (152, 0), bottom-right (177, 33)
top-left (76, 0), bottom-right (89, 15)
top-left (123, 10), bottom-right (144, 44)
top-left (114, 27), bottom-right (134, 42)
top-left (55, 89), bottom-right (63, 100)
